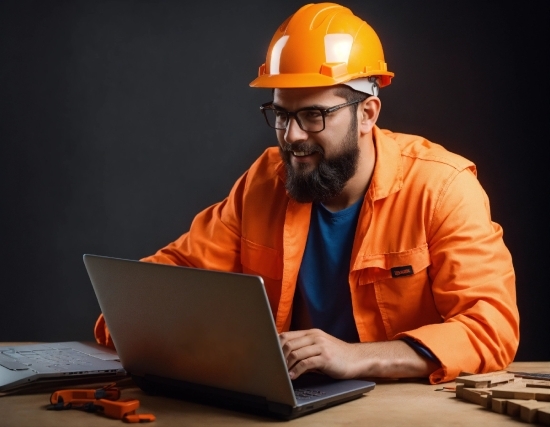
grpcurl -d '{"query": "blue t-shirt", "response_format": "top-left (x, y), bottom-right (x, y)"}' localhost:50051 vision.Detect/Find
top-left (291, 198), bottom-right (363, 343)
top-left (290, 198), bottom-right (440, 364)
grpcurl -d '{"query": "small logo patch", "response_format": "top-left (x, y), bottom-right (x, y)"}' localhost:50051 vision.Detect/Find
top-left (391, 265), bottom-right (414, 278)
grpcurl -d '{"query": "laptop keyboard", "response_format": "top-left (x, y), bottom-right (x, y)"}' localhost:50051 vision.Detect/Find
top-left (294, 387), bottom-right (327, 400)
top-left (507, 371), bottom-right (550, 380)
top-left (1, 348), bottom-right (100, 373)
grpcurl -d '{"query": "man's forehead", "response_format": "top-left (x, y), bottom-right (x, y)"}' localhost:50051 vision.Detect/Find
top-left (273, 86), bottom-right (344, 107)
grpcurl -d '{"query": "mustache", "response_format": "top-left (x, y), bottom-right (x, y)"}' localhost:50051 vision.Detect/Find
top-left (281, 142), bottom-right (325, 156)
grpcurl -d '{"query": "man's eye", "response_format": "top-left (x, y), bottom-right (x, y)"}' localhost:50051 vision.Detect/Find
top-left (274, 110), bottom-right (287, 118)
top-left (302, 110), bottom-right (323, 120)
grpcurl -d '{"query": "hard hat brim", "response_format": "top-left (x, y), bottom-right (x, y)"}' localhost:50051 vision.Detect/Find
top-left (249, 72), bottom-right (394, 89)
top-left (250, 73), bottom-right (339, 88)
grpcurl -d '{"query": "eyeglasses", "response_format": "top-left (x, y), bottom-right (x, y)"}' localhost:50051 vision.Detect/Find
top-left (260, 99), bottom-right (361, 133)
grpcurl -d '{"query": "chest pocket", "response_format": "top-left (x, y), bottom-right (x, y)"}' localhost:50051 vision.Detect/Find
top-left (357, 243), bottom-right (442, 339)
top-left (240, 237), bottom-right (282, 280)
top-left (241, 238), bottom-right (283, 319)
top-left (358, 243), bottom-right (431, 284)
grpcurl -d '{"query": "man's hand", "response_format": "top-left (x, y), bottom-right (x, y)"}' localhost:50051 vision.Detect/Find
top-left (279, 329), bottom-right (358, 379)
top-left (279, 329), bottom-right (439, 380)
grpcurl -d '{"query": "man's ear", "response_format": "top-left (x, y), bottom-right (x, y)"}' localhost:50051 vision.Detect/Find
top-left (358, 96), bottom-right (381, 135)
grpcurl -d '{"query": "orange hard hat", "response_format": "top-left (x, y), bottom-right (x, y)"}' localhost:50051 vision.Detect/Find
top-left (249, 3), bottom-right (394, 90)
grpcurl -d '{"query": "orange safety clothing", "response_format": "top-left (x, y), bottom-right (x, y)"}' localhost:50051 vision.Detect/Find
top-left (95, 125), bottom-right (519, 384)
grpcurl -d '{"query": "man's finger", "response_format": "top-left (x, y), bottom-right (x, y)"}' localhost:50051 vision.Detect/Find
top-left (286, 343), bottom-right (322, 370)
top-left (289, 355), bottom-right (325, 379)
top-left (280, 333), bottom-right (316, 360)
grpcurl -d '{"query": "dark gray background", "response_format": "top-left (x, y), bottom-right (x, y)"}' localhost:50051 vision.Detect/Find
top-left (1, 1), bottom-right (548, 361)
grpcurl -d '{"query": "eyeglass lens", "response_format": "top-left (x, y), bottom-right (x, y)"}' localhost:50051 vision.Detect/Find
top-left (264, 108), bottom-right (325, 132)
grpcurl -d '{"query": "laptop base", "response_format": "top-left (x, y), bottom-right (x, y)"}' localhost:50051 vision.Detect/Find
top-left (131, 373), bottom-right (370, 420)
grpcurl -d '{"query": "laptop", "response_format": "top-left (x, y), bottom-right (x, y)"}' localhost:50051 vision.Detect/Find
top-left (83, 254), bottom-right (375, 419)
top-left (0, 341), bottom-right (126, 394)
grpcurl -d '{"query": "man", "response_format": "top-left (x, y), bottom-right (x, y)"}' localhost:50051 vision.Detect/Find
top-left (94, 3), bottom-right (519, 384)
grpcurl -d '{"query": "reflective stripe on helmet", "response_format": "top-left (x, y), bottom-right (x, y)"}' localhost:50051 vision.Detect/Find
top-left (324, 34), bottom-right (354, 63)
top-left (269, 36), bottom-right (289, 75)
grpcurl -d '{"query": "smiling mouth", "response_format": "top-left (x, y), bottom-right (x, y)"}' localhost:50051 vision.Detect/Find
top-left (292, 151), bottom-right (314, 157)
top-left (282, 143), bottom-right (324, 157)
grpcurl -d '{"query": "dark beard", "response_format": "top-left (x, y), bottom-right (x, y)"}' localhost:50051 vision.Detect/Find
top-left (280, 117), bottom-right (359, 204)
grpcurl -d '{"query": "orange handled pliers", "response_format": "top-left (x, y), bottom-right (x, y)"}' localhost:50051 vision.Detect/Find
top-left (48, 382), bottom-right (155, 423)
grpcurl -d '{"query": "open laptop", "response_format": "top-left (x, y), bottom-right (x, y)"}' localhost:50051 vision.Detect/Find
top-left (82, 254), bottom-right (375, 419)
top-left (0, 341), bottom-right (126, 394)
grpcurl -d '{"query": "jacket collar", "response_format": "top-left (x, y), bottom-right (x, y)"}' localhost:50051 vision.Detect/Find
top-left (368, 126), bottom-right (403, 202)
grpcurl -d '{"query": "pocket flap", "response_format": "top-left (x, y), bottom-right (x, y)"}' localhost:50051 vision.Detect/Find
top-left (357, 243), bottom-right (430, 284)
top-left (241, 237), bottom-right (283, 280)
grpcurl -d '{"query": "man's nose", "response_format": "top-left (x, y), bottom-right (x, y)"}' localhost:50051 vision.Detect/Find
top-left (284, 116), bottom-right (308, 144)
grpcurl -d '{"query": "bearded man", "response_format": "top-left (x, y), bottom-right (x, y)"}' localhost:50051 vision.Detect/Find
top-left (94, 3), bottom-right (519, 384)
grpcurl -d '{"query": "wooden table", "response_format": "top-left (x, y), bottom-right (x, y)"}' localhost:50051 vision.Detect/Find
top-left (1, 361), bottom-right (548, 426)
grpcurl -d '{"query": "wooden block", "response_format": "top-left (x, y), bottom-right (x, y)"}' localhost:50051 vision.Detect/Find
top-left (515, 387), bottom-right (550, 402)
top-left (538, 406), bottom-right (550, 426)
top-left (455, 372), bottom-right (515, 388)
top-left (462, 387), bottom-right (492, 408)
top-left (526, 380), bottom-right (550, 389)
top-left (455, 383), bottom-right (465, 399)
top-left (491, 397), bottom-right (508, 414)
top-left (491, 384), bottom-right (550, 401)
top-left (519, 401), bottom-right (550, 423)
top-left (507, 399), bottom-right (524, 417)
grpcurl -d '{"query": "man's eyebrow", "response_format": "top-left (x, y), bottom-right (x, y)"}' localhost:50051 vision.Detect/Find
top-left (271, 103), bottom-right (328, 110)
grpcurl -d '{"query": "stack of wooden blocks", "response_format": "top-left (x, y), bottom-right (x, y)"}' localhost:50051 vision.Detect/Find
top-left (455, 371), bottom-right (550, 425)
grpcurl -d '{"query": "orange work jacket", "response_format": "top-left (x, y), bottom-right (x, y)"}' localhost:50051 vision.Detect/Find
top-left (95, 126), bottom-right (519, 384)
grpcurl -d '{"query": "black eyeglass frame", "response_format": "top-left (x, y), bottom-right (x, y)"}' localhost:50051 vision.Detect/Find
top-left (259, 99), bottom-right (362, 133)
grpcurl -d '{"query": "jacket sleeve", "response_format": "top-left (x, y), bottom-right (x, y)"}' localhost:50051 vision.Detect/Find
top-left (94, 170), bottom-right (248, 347)
top-left (394, 167), bottom-right (519, 383)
